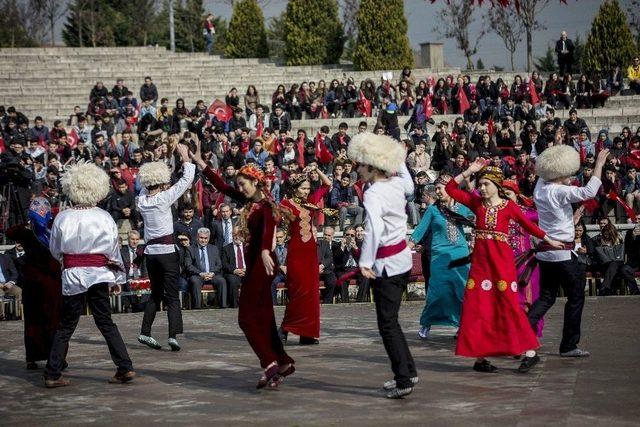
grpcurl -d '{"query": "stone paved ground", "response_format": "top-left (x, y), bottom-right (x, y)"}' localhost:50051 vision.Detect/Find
top-left (1, 297), bottom-right (639, 426)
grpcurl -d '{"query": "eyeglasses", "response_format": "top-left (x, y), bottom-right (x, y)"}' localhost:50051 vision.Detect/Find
top-left (345, 233), bottom-right (355, 237)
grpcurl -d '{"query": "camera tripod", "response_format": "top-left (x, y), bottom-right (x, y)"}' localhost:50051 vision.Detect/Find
top-left (0, 182), bottom-right (26, 244)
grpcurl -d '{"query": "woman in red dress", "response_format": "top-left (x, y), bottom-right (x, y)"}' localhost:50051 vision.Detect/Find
top-left (191, 148), bottom-right (295, 389)
top-left (279, 164), bottom-right (331, 344)
top-left (6, 198), bottom-right (64, 370)
top-left (446, 160), bottom-right (562, 373)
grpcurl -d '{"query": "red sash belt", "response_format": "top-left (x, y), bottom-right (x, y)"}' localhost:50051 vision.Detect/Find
top-left (376, 240), bottom-right (407, 259)
top-left (536, 241), bottom-right (575, 252)
top-left (63, 253), bottom-right (110, 270)
top-left (147, 234), bottom-right (175, 246)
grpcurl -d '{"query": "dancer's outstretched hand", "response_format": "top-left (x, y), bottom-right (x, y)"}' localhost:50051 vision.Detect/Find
top-left (360, 266), bottom-right (376, 280)
top-left (262, 250), bottom-right (275, 276)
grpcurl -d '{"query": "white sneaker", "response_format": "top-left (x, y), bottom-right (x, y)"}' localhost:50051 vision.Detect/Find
top-left (138, 334), bottom-right (161, 350)
top-left (418, 326), bottom-right (430, 339)
top-left (383, 376), bottom-right (418, 390)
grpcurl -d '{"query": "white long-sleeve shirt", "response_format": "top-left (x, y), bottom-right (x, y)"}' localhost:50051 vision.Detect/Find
top-left (359, 162), bottom-right (414, 276)
top-left (137, 162), bottom-right (196, 255)
top-left (50, 207), bottom-right (125, 296)
top-left (534, 176), bottom-right (602, 262)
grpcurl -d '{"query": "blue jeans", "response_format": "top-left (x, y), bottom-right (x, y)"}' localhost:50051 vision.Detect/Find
top-left (205, 33), bottom-right (214, 55)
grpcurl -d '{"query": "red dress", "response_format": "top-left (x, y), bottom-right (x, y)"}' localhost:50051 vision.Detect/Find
top-left (204, 167), bottom-right (294, 368)
top-left (6, 225), bottom-right (63, 363)
top-left (445, 180), bottom-right (544, 358)
top-left (280, 185), bottom-right (329, 338)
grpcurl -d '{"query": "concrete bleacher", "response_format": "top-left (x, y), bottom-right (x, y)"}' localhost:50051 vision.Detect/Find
top-left (1, 47), bottom-right (638, 140)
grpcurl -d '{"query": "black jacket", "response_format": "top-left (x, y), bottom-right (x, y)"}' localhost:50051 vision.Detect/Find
top-left (0, 253), bottom-right (19, 284)
top-left (317, 239), bottom-right (335, 274)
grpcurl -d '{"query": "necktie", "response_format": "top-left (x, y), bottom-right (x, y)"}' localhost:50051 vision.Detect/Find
top-left (200, 247), bottom-right (208, 272)
top-left (236, 244), bottom-right (244, 269)
top-left (224, 220), bottom-right (231, 244)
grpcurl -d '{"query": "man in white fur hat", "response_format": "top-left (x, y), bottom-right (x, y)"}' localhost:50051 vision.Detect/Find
top-left (523, 146), bottom-right (609, 367)
top-left (348, 132), bottom-right (418, 399)
top-left (137, 143), bottom-right (195, 351)
top-left (45, 162), bottom-right (134, 388)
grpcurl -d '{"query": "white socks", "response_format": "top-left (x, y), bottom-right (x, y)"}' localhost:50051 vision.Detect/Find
top-left (525, 350), bottom-right (536, 358)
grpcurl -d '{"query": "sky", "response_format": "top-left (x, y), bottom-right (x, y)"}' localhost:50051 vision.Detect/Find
top-left (54, 0), bottom-right (617, 71)
top-left (200, 0), bottom-right (607, 70)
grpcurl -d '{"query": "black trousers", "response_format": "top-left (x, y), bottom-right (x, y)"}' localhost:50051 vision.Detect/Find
top-left (45, 283), bottom-right (133, 380)
top-left (320, 271), bottom-right (337, 304)
top-left (600, 261), bottom-right (639, 292)
top-left (528, 257), bottom-right (585, 353)
top-left (373, 270), bottom-right (416, 389)
top-left (224, 274), bottom-right (242, 308)
top-left (188, 275), bottom-right (228, 308)
top-left (141, 252), bottom-right (183, 338)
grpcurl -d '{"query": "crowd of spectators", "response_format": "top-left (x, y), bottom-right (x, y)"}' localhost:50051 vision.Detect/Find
top-left (2, 52), bottom-right (640, 313)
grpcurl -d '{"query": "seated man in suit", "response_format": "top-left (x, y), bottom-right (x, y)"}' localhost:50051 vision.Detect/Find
top-left (270, 229), bottom-right (288, 305)
top-left (191, 227), bottom-right (228, 308)
top-left (316, 226), bottom-right (338, 304)
top-left (333, 225), bottom-right (369, 302)
top-left (210, 203), bottom-right (235, 252)
top-left (221, 226), bottom-right (246, 308)
top-left (176, 233), bottom-right (202, 309)
top-left (0, 252), bottom-right (20, 303)
top-left (120, 230), bottom-right (149, 312)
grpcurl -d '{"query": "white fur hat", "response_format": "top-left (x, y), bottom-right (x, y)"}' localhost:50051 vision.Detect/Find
top-left (347, 132), bottom-right (405, 174)
top-left (138, 161), bottom-right (171, 188)
top-left (535, 145), bottom-right (580, 182)
top-left (60, 161), bottom-right (110, 205)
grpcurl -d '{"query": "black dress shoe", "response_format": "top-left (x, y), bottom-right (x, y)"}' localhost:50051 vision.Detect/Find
top-left (299, 337), bottom-right (319, 345)
top-left (517, 355), bottom-right (540, 373)
top-left (278, 327), bottom-right (288, 344)
top-left (26, 362), bottom-right (38, 370)
top-left (473, 360), bottom-right (498, 373)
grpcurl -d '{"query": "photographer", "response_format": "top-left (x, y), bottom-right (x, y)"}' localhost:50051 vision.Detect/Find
top-left (333, 225), bottom-right (369, 303)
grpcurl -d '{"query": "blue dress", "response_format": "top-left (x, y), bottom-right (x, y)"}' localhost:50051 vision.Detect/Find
top-left (412, 202), bottom-right (472, 329)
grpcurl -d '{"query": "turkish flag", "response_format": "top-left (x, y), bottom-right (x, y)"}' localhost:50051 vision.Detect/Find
top-left (315, 133), bottom-right (333, 165)
top-left (456, 85), bottom-right (470, 114)
top-left (207, 99), bottom-right (233, 122)
top-left (0, 136), bottom-right (5, 154)
top-left (528, 79), bottom-right (539, 105)
top-left (423, 94), bottom-right (434, 120)
top-left (67, 129), bottom-right (79, 149)
top-left (357, 90), bottom-right (372, 117)
top-left (608, 191), bottom-right (637, 222)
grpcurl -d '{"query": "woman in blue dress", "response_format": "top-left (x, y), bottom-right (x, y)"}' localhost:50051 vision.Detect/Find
top-left (410, 174), bottom-right (474, 339)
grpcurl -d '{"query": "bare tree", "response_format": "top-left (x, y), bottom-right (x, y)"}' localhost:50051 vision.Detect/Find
top-left (626, 0), bottom-right (640, 38)
top-left (485, 4), bottom-right (523, 71)
top-left (516, 0), bottom-right (550, 72)
top-left (215, 0), bottom-right (271, 6)
top-left (29, 0), bottom-right (67, 46)
top-left (434, 0), bottom-right (485, 70)
top-left (24, 0), bottom-right (47, 44)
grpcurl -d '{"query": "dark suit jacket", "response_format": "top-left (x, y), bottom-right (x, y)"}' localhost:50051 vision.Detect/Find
top-left (0, 253), bottom-right (19, 284)
top-left (555, 38), bottom-right (574, 57)
top-left (178, 245), bottom-right (200, 278)
top-left (222, 242), bottom-right (247, 275)
top-left (210, 218), bottom-right (236, 252)
top-left (120, 245), bottom-right (148, 279)
top-left (317, 239), bottom-right (335, 274)
top-left (333, 242), bottom-right (360, 271)
top-left (193, 244), bottom-right (223, 275)
top-left (173, 218), bottom-right (204, 242)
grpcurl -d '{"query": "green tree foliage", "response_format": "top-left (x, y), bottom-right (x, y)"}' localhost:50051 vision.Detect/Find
top-left (175, 0), bottom-right (205, 52)
top-left (476, 58), bottom-right (485, 70)
top-left (0, 0), bottom-right (39, 47)
top-left (534, 45), bottom-right (556, 72)
top-left (582, 0), bottom-right (638, 74)
top-left (283, 0), bottom-right (344, 65)
top-left (352, 0), bottom-right (413, 71)
top-left (225, 0), bottom-right (268, 58)
top-left (63, 0), bottom-right (214, 53)
top-left (266, 12), bottom-right (286, 60)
